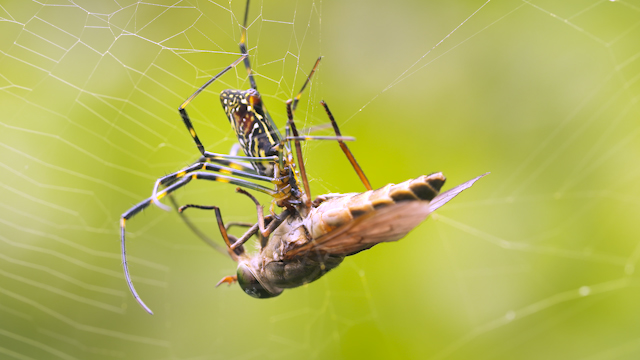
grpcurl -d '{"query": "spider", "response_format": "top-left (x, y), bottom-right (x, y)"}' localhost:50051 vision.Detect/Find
top-left (120, 0), bottom-right (372, 314)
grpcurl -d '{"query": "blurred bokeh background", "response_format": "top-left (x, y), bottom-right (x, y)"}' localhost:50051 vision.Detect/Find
top-left (1, 0), bottom-right (639, 359)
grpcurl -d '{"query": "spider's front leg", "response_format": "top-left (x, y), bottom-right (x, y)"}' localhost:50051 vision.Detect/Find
top-left (121, 171), bottom-right (276, 314)
top-left (178, 204), bottom-right (243, 288)
top-left (178, 200), bottom-right (286, 288)
top-left (150, 160), bottom-right (273, 211)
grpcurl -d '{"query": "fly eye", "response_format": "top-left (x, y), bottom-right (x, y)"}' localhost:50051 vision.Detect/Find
top-left (236, 264), bottom-right (281, 299)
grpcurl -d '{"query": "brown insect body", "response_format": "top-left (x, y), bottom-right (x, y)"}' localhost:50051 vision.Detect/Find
top-left (234, 173), bottom-right (486, 298)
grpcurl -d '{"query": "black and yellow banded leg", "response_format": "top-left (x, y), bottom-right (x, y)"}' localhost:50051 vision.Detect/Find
top-left (320, 100), bottom-right (372, 191)
top-left (175, 52), bottom-right (278, 165)
top-left (178, 55), bottom-right (245, 157)
top-left (121, 172), bottom-right (276, 315)
top-left (123, 173), bottom-right (274, 226)
top-left (156, 172), bottom-right (276, 206)
top-left (192, 154), bottom-right (257, 174)
top-left (178, 104), bottom-right (278, 164)
top-left (239, 0), bottom-right (258, 91)
top-left (151, 162), bottom-right (274, 211)
top-left (283, 135), bottom-right (356, 142)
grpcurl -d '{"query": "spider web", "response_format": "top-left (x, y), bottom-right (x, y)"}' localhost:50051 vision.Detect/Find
top-left (1, 0), bottom-right (640, 359)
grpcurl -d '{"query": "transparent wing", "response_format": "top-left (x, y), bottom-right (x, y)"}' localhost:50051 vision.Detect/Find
top-left (428, 172), bottom-right (489, 212)
top-left (285, 173), bottom-right (488, 258)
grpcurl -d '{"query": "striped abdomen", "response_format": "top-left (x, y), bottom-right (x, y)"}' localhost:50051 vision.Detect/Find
top-left (258, 172), bottom-right (485, 290)
top-left (304, 173), bottom-right (445, 241)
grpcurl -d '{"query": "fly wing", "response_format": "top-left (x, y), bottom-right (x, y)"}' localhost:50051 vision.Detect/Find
top-left (284, 173), bottom-right (487, 259)
top-left (428, 172), bottom-right (489, 212)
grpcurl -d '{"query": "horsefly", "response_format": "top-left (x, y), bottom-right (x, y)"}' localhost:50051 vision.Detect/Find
top-left (181, 172), bottom-right (487, 298)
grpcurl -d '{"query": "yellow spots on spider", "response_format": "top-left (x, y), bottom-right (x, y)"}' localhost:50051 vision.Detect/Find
top-left (230, 163), bottom-right (243, 170)
top-left (177, 170), bottom-right (187, 178)
top-left (218, 177), bottom-right (230, 183)
top-left (256, 148), bottom-right (268, 158)
top-left (220, 168), bottom-right (232, 175)
top-left (156, 192), bottom-right (166, 200)
top-left (189, 128), bottom-right (196, 138)
top-left (120, 218), bottom-right (126, 227)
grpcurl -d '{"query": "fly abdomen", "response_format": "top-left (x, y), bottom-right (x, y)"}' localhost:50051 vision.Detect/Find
top-left (402, 173), bottom-right (445, 202)
top-left (346, 172), bottom-right (445, 218)
top-left (305, 173), bottom-right (446, 240)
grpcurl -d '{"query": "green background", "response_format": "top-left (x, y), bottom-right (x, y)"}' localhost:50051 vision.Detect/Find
top-left (1, 0), bottom-right (639, 359)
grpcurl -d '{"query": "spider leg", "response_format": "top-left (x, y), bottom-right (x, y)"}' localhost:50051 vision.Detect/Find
top-left (229, 143), bottom-right (242, 157)
top-left (280, 54), bottom-right (372, 192)
top-left (291, 57), bottom-right (322, 112)
top-left (151, 162), bottom-right (273, 211)
top-left (180, 201), bottom-right (276, 250)
top-left (121, 172), bottom-right (277, 314)
top-left (229, 209), bottom-right (290, 251)
top-left (278, 57), bottom-right (363, 208)
top-left (193, 154), bottom-right (257, 174)
top-left (274, 55), bottom-right (323, 161)
top-left (225, 222), bottom-right (256, 230)
top-left (283, 135), bottom-right (355, 142)
top-left (239, 0), bottom-right (257, 90)
top-left (171, 193), bottom-right (275, 255)
top-left (120, 220), bottom-right (154, 315)
top-left (154, 139), bottom-right (276, 212)
top-left (320, 100), bottom-right (372, 190)
top-left (179, 56), bottom-right (245, 156)
top-left (286, 100), bottom-right (311, 209)
top-left (227, 215), bottom-right (275, 233)
top-left (178, 204), bottom-right (243, 260)
top-left (235, 188), bottom-right (267, 246)
top-left (176, 55), bottom-right (279, 166)
top-left (178, 205), bottom-right (241, 290)
top-left (167, 195), bottom-right (227, 255)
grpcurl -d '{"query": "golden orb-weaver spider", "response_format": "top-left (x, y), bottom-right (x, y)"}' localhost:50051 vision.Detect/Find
top-left (120, 0), bottom-right (371, 314)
